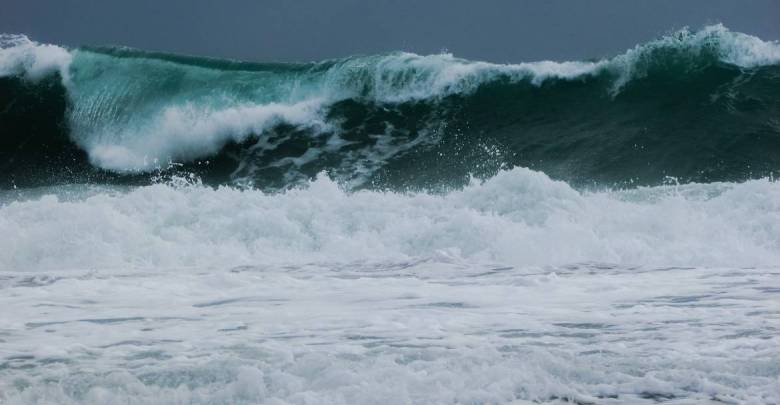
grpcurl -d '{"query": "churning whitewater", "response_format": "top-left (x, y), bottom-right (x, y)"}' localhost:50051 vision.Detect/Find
top-left (1, 25), bottom-right (779, 404)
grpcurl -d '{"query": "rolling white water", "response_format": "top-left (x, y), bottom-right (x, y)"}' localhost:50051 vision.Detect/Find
top-left (1, 169), bottom-right (779, 404)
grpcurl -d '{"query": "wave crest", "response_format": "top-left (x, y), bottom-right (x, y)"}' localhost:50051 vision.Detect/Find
top-left (0, 34), bottom-right (71, 81)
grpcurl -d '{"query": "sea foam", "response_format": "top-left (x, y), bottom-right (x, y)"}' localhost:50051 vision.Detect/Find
top-left (2, 168), bottom-right (778, 271)
top-left (0, 34), bottom-right (71, 81)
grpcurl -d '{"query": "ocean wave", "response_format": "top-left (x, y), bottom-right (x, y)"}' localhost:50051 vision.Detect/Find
top-left (3, 26), bottom-right (780, 405)
top-left (1, 25), bottom-right (779, 188)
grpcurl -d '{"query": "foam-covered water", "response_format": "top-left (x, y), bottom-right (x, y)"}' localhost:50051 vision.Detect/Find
top-left (1, 262), bottom-right (778, 405)
top-left (1, 169), bottom-right (779, 403)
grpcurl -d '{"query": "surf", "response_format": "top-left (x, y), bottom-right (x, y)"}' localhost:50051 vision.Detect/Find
top-left (2, 168), bottom-right (779, 272)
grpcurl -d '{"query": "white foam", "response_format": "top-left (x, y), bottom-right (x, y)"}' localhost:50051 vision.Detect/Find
top-left (0, 34), bottom-right (72, 81)
top-left (0, 240), bottom-right (777, 403)
top-left (84, 100), bottom-right (329, 171)
top-left (2, 168), bottom-right (778, 271)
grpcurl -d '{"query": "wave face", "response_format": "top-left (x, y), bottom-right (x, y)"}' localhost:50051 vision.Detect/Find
top-left (2, 25), bottom-right (780, 189)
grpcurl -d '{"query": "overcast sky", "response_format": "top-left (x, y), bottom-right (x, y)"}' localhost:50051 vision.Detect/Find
top-left (2, 0), bottom-right (779, 63)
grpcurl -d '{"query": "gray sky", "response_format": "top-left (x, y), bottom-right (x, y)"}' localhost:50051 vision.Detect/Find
top-left (2, 0), bottom-right (779, 63)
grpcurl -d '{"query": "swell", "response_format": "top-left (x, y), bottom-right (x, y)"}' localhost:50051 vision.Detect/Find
top-left (1, 25), bottom-right (780, 190)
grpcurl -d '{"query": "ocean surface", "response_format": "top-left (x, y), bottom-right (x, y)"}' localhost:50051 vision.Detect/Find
top-left (1, 25), bottom-right (779, 404)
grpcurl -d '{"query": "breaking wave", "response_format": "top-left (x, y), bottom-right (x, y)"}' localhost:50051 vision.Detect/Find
top-left (1, 24), bottom-right (779, 189)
